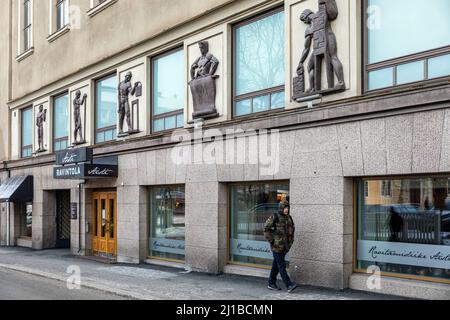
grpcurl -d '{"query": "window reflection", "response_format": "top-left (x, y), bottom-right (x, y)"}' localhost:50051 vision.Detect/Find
top-left (149, 186), bottom-right (185, 261)
top-left (357, 178), bottom-right (450, 280)
top-left (230, 183), bottom-right (289, 267)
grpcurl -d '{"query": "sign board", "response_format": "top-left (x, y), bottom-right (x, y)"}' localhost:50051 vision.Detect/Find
top-left (70, 203), bottom-right (78, 220)
top-left (150, 238), bottom-right (185, 255)
top-left (54, 164), bottom-right (118, 180)
top-left (230, 239), bottom-right (290, 261)
top-left (357, 240), bottom-right (450, 270)
top-left (56, 147), bottom-right (93, 166)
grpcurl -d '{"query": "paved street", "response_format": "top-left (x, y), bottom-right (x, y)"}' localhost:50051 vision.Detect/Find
top-left (0, 247), bottom-right (402, 300)
top-left (0, 268), bottom-right (125, 300)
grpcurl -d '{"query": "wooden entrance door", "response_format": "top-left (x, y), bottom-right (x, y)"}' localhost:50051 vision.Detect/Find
top-left (92, 192), bottom-right (117, 257)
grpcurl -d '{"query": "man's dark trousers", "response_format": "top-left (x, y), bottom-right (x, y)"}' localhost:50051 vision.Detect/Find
top-left (269, 252), bottom-right (293, 287)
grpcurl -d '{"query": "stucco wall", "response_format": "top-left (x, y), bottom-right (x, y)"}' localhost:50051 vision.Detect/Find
top-left (10, 0), bottom-right (239, 100)
top-left (0, 1), bottom-right (11, 162)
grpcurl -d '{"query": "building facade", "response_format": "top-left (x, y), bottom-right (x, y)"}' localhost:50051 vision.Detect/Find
top-left (0, 0), bottom-right (449, 299)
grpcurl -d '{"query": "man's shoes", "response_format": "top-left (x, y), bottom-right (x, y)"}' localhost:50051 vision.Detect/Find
top-left (287, 283), bottom-right (298, 293)
top-left (267, 283), bottom-right (282, 291)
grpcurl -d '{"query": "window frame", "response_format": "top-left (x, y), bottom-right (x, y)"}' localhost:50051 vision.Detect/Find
top-left (150, 46), bottom-right (185, 134)
top-left (94, 72), bottom-right (118, 144)
top-left (232, 6), bottom-right (285, 119)
top-left (21, 106), bottom-right (33, 158)
top-left (52, 91), bottom-right (69, 152)
top-left (362, 0), bottom-right (450, 93)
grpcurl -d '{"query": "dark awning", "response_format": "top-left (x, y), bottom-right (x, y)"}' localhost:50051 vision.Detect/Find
top-left (0, 176), bottom-right (33, 203)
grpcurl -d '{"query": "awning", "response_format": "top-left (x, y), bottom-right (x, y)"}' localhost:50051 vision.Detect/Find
top-left (0, 176), bottom-right (33, 203)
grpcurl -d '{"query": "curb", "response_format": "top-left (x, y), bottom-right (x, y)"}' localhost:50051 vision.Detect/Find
top-left (0, 263), bottom-right (160, 300)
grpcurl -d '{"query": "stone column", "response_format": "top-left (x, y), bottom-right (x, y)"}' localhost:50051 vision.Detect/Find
top-left (70, 185), bottom-right (92, 255)
top-left (184, 165), bottom-right (227, 273)
top-left (116, 185), bottom-right (148, 264)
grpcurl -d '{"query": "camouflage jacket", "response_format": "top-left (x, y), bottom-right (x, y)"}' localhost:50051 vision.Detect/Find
top-left (264, 213), bottom-right (295, 254)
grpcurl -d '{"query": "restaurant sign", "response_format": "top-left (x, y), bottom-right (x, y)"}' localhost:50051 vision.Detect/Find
top-left (54, 163), bottom-right (118, 179)
top-left (357, 240), bottom-right (450, 269)
top-left (56, 147), bottom-right (93, 166)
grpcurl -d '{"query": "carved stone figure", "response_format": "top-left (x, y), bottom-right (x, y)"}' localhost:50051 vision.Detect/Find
top-left (36, 105), bottom-right (47, 152)
top-left (293, 0), bottom-right (345, 100)
top-left (118, 71), bottom-right (140, 136)
top-left (73, 90), bottom-right (87, 144)
top-left (189, 41), bottom-right (220, 120)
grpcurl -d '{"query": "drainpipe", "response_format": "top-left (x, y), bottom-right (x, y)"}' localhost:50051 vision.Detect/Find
top-left (5, 166), bottom-right (11, 247)
top-left (78, 180), bottom-right (85, 254)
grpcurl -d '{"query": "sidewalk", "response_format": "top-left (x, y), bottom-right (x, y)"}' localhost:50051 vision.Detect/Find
top-left (0, 247), bottom-right (400, 300)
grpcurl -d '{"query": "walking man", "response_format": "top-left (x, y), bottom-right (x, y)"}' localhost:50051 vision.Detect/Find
top-left (264, 199), bottom-right (297, 293)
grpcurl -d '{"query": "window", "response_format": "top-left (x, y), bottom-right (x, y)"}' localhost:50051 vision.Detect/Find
top-left (95, 74), bottom-right (117, 143)
top-left (88, 0), bottom-right (117, 17)
top-left (56, 0), bottom-right (69, 31)
top-left (365, 0), bottom-right (450, 91)
top-left (152, 49), bottom-right (184, 132)
top-left (149, 186), bottom-right (185, 261)
top-left (53, 93), bottom-right (69, 151)
top-left (381, 180), bottom-right (392, 197)
top-left (364, 181), bottom-right (369, 198)
top-left (21, 107), bottom-right (33, 158)
top-left (20, 203), bottom-right (33, 238)
top-left (356, 178), bottom-right (450, 283)
top-left (233, 9), bottom-right (285, 117)
top-left (229, 182), bottom-right (289, 267)
top-left (22, 0), bottom-right (33, 52)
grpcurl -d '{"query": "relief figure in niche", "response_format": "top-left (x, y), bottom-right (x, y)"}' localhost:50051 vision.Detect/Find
top-left (293, 0), bottom-right (345, 101)
top-left (189, 40), bottom-right (220, 120)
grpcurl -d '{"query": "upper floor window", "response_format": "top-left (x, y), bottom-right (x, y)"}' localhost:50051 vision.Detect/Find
top-left (88, 0), bottom-right (117, 17)
top-left (233, 8), bottom-right (285, 117)
top-left (56, 0), bottom-right (69, 31)
top-left (21, 107), bottom-right (33, 158)
top-left (365, 0), bottom-right (450, 91)
top-left (22, 0), bottom-right (33, 53)
top-left (95, 74), bottom-right (117, 143)
top-left (53, 93), bottom-right (69, 151)
top-left (152, 48), bottom-right (184, 133)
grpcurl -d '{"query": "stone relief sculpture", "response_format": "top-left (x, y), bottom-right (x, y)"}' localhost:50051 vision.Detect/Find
top-left (118, 71), bottom-right (141, 136)
top-left (73, 90), bottom-right (87, 145)
top-left (293, 0), bottom-right (345, 101)
top-left (189, 41), bottom-right (220, 120)
top-left (36, 105), bottom-right (47, 152)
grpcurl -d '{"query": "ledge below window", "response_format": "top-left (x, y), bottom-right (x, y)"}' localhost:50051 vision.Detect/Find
top-left (87, 0), bottom-right (118, 17)
top-left (47, 25), bottom-right (70, 43)
top-left (16, 47), bottom-right (34, 62)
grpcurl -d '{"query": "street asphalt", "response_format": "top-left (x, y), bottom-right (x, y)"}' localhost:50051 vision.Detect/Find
top-left (0, 268), bottom-right (126, 300)
top-left (0, 247), bottom-right (404, 300)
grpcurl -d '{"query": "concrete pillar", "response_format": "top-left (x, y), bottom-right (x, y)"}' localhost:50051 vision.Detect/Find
top-left (185, 180), bottom-right (227, 274)
top-left (70, 185), bottom-right (92, 256)
top-left (116, 185), bottom-right (148, 264)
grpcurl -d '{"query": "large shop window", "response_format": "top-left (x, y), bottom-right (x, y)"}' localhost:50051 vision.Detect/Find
top-left (233, 9), bottom-right (285, 117)
top-left (356, 178), bottom-right (450, 282)
top-left (365, 0), bottom-right (450, 91)
top-left (152, 49), bottom-right (184, 133)
top-left (21, 107), bottom-right (33, 158)
top-left (149, 186), bottom-right (186, 261)
top-left (95, 74), bottom-right (117, 143)
top-left (230, 182), bottom-right (289, 267)
top-left (53, 93), bottom-right (69, 151)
